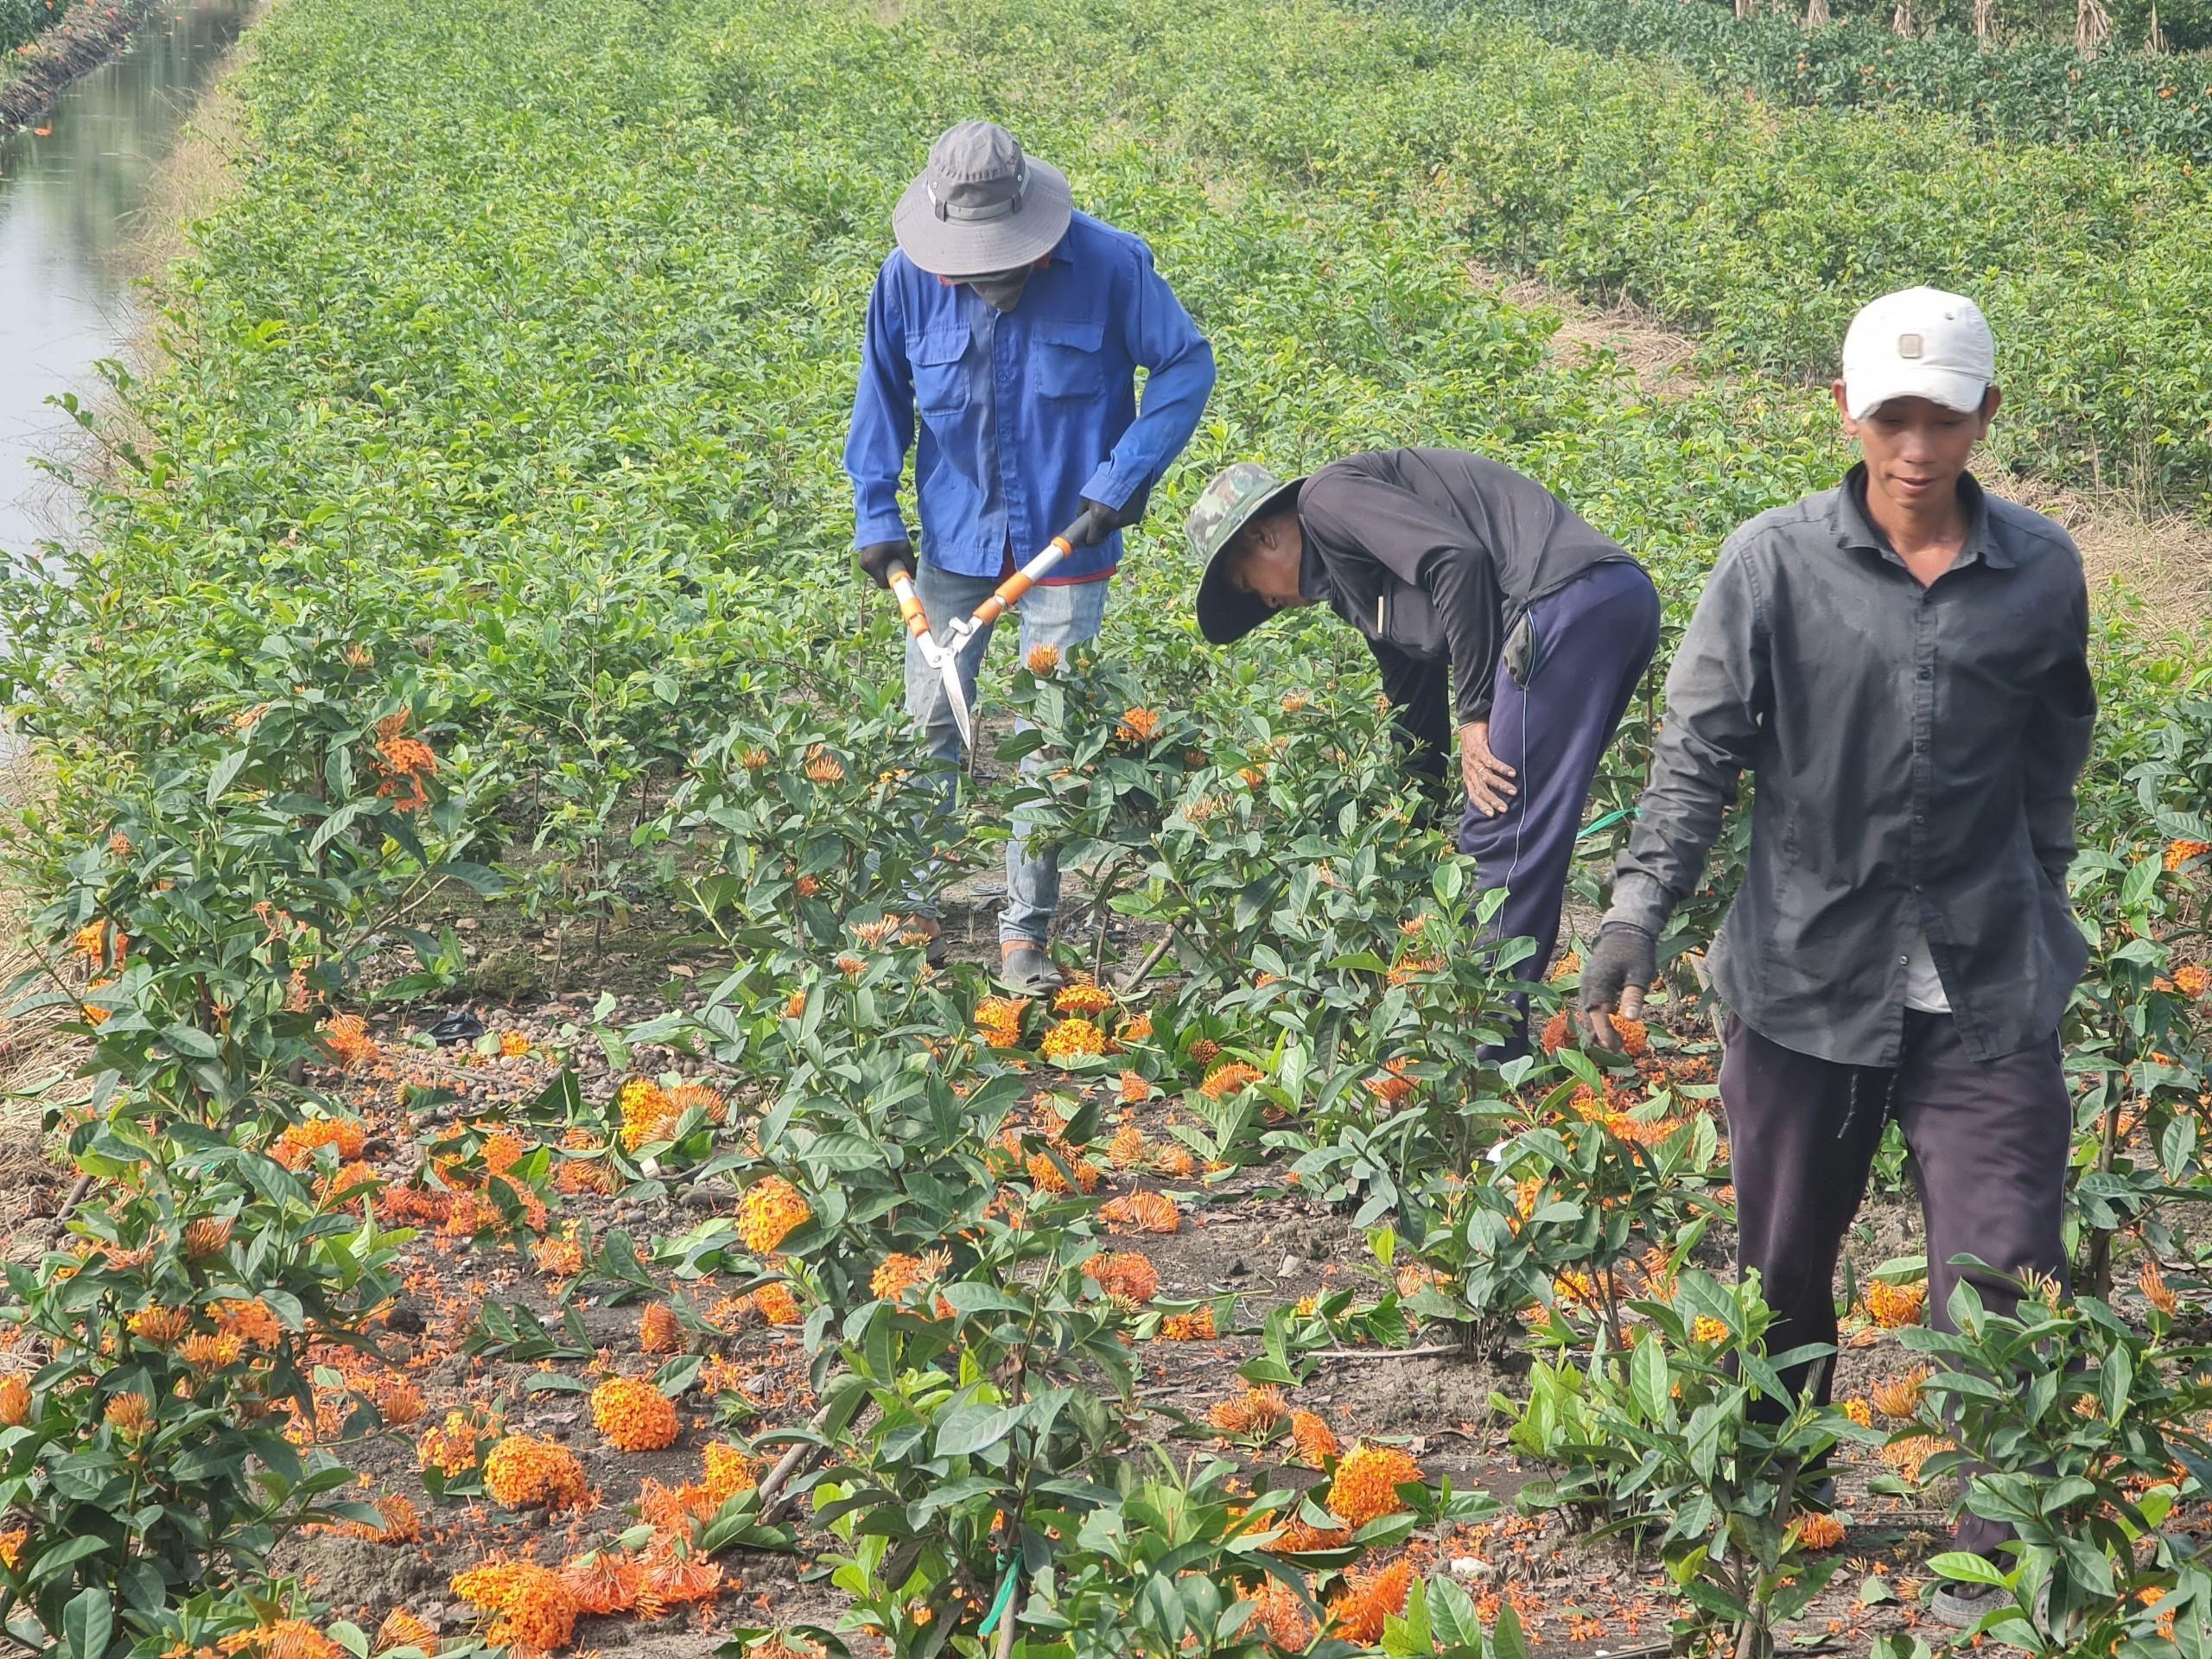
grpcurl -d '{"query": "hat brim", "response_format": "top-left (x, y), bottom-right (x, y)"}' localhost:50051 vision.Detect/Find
top-left (893, 157), bottom-right (1074, 277)
top-left (1845, 367), bottom-right (1988, 423)
top-left (1193, 477), bottom-right (1305, 645)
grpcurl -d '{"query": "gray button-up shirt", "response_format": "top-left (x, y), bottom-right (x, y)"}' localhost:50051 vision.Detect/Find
top-left (1607, 467), bottom-right (2095, 1067)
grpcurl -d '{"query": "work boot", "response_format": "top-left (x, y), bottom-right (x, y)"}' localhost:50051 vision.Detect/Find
top-left (999, 942), bottom-right (1063, 996)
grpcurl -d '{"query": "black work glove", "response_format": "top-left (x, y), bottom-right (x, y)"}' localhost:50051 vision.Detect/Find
top-left (856, 537), bottom-right (914, 591)
top-left (1072, 480), bottom-right (1153, 547)
top-left (1579, 921), bottom-right (1657, 1024)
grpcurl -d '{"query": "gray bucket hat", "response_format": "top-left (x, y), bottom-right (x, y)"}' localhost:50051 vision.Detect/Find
top-left (1188, 461), bottom-right (1306, 645)
top-left (893, 121), bottom-right (1074, 278)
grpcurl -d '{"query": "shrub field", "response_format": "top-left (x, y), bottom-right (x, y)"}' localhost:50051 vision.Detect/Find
top-left (3, 0), bottom-right (2211, 1656)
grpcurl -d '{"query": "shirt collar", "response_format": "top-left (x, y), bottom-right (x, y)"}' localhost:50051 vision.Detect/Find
top-left (1834, 463), bottom-right (2009, 570)
top-left (1296, 533), bottom-right (1327, 605)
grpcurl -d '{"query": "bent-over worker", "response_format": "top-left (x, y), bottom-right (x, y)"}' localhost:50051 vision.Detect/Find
top-left (1185, 449), bottom-right (1661, 1045)
top-left (845, 120), bottom-right (1216, 994)
top-left (1580, 288), bottom-right (2095, 1625)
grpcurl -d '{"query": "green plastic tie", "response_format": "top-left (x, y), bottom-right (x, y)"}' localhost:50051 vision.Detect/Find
top-left (976, 1554), bottom-right (1020, 1639)
top-left (1575, 805), bottom-right (1637, 841)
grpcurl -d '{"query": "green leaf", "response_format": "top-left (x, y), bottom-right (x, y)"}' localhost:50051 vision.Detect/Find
top-left (63, 1587), bottom-right (112, 1659)
top-left (1927, 1550), bottom-right (2009, 1587)
top-left (933, 1402), bottom-right (1026, 1459)
top-left (205, 748), bottom-right (251, 806)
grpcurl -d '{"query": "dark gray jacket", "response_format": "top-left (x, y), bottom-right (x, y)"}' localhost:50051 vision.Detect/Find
top-left (1297, 448), bottom-right (1632, 725)
top-left (1607, 467), bottom-right (2095, 1067)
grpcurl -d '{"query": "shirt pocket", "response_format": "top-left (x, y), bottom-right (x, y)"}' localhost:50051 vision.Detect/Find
top-left (908, 327), bottom-right (972, 416)
top-left (1376, 582), bottom-right (1446, 660)
top-left (1029, 316), bottom-right (1105, 401)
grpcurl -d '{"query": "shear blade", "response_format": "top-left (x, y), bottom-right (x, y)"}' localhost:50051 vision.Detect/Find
top-left (939, 653), bottom-right (975, 752)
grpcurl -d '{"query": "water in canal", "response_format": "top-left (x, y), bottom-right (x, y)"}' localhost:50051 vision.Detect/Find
top-left (0, 0), bottom-right (250, 566)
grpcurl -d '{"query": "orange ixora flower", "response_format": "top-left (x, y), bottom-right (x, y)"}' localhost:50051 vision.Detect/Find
top-left (0, 1530), bottom-right (21, 1570)
top-left (1160, 1307), bottom-right (1217, 1342)
top-left (1790, 1511), bottom-right (1846, 1551)
top-left (1154, 1143), bottom-right (1198, 1179)
top-left (1326, 1559), bottom-right (1414, 1645)
top-left (483, 1433), bottom-right (589, 1510)
top-left (1865, 1279), bottom-right (1927, 1330)
top-left (276, 1116), bottom-right (368, 1169)
top-left (753, 1281), bottom-right (804, 1326)
top-left (1842, 1397), bottom-right (1873, 1427)
top-left (1199, 1060), bottom-right (1264, 1099)
top-left (72, 919), bottom-right (122, 963)
top-left (451, 1560), bottom-right (578, 1655)
top-left (372, 712), bottom-right (439, 813)
top-left (803, 746), bottom-right (846, 785)
top-left (2164, 838), bottom-right (2211, 873)
top-left (2141, 1260), bottom-right (2181, 1318)
top-left (1025, 643), bottom-right (1061, 675)
top-left (318, 1014), bottom-right (378, 1070)
top-left (736, 1176), bottom-right (811, 1255)
top-left (1085, 1251), bottom-right (1160, 1306)
top-left (1880, 1433), bottom-right (1951, 1485)
top-left (1100, 1190), bottom-right (1180, 1235)
top-left (1116, 707), bottom-right (1164, 743)
top-left (1109, 1119), bottom-right (1148, 1161)
top-left (1208, 1385), bottom-right (1289, 1436)
top-left (592, 1376), bottom-right (679, 1452)
top-left (1326, 1442), bottom-right (1423, 1529)
top-left (128, 1305), bottom-right (192, 1347)
top-left (1040, 1017), bottom-right (1107, 1064)
top-left (1240, 1579), bottom-right (1317, 1650)
top-left (1871, 1365), bottom-right (1929, 1421)
top-left (975, 994), bottom-right (1030, 1049)
top-left (104, 1392), bottom-right (154, 1436)
top-left (1053, 978), bottom-right (1115, 1018)
top-left (871, 1253), bottom-right (926, 1303)
top-left (1290, 1409), bottom-right (1339, 1468)
top-left (373, 1610), bottom-right (436, 1655)
top-left (1689, 1316), bottom-right (1730, 1345)
top-left (1363, 1058), bottom-right (1415, 1105)
top-left (1025, 1147), bottom-right (1103, 1195)
top-left (377, 1376), bottom-right (426, 1428)
top-left (0, 1376), bottom-right (29, 1427)
top-left (178, 1332), bottom-right (245, 1371)
top-left (184, 1216), bottom-right (234, 1256)
top-left (2169, 963), bottom-right (2210, 999)
top-left (499, 1029), bottom-right (531, 1058)
top-left (639, 1303), bottom-right (684, 1356)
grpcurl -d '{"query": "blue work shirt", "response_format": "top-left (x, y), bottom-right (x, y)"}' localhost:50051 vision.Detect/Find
top-left (845, 210), bottom-right (1216, 583)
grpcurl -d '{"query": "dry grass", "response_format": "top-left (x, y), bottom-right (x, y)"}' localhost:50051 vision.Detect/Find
top-left (1473, 263), bottom-right (1702, 394)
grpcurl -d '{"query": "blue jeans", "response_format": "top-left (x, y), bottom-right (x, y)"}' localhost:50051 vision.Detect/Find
top-left (904, 561), bottom-right (1110, 946)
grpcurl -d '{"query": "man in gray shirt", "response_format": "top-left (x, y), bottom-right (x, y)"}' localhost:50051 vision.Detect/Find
top-left (1582, 288), bottom-right (2095, 1617)
top-left (1186, 448), bottom-right (1660, 1051)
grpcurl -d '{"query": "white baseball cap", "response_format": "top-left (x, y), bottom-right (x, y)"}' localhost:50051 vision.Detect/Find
top-left (1840, 287), bottom-right (1995, 421)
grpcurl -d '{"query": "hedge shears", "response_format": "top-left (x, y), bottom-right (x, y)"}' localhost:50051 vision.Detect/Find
top-left (887, 505), bottom-right (1109, 765)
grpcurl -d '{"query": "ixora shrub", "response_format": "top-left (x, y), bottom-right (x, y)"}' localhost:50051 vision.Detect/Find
top-left (1506, 1271), bottom-right (1876, 1659)
top-left (1902, 1269), bottom-right (2212, 1652)
top-left (0, 1108), bottom-right (407, 1657)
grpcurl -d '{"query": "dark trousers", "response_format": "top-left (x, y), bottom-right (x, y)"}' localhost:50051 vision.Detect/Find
top-left (1459, 562), bottom-right (1662, 1033)
top-left (1720, 1012), bottom-right (2072, 1554)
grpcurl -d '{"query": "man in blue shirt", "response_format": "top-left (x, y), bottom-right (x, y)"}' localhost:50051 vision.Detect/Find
top-left (846, 120), bottom-right (1216, 993)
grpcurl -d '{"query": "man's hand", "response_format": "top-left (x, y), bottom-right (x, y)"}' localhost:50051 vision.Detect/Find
top-left (857, 538), bottom-right (914, 590)
top-left (1459, 720), bottom-right (1517, 817)
top-left (1580, 922), bottom-right (1657, 1024)
top-left (1072, 481), bottom-right (1154, 547)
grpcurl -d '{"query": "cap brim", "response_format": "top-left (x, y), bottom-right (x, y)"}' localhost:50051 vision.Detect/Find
top-left (1846, 367), bottom-right (1988, 423)
top-left (1192, 477), bottom-right (1304, 645)
top-left (892, 158), bottom-right (1074, 277)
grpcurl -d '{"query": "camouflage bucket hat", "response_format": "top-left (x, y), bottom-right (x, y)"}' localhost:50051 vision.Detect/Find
top-left (1187, 461), bottom-right (1304, 645)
